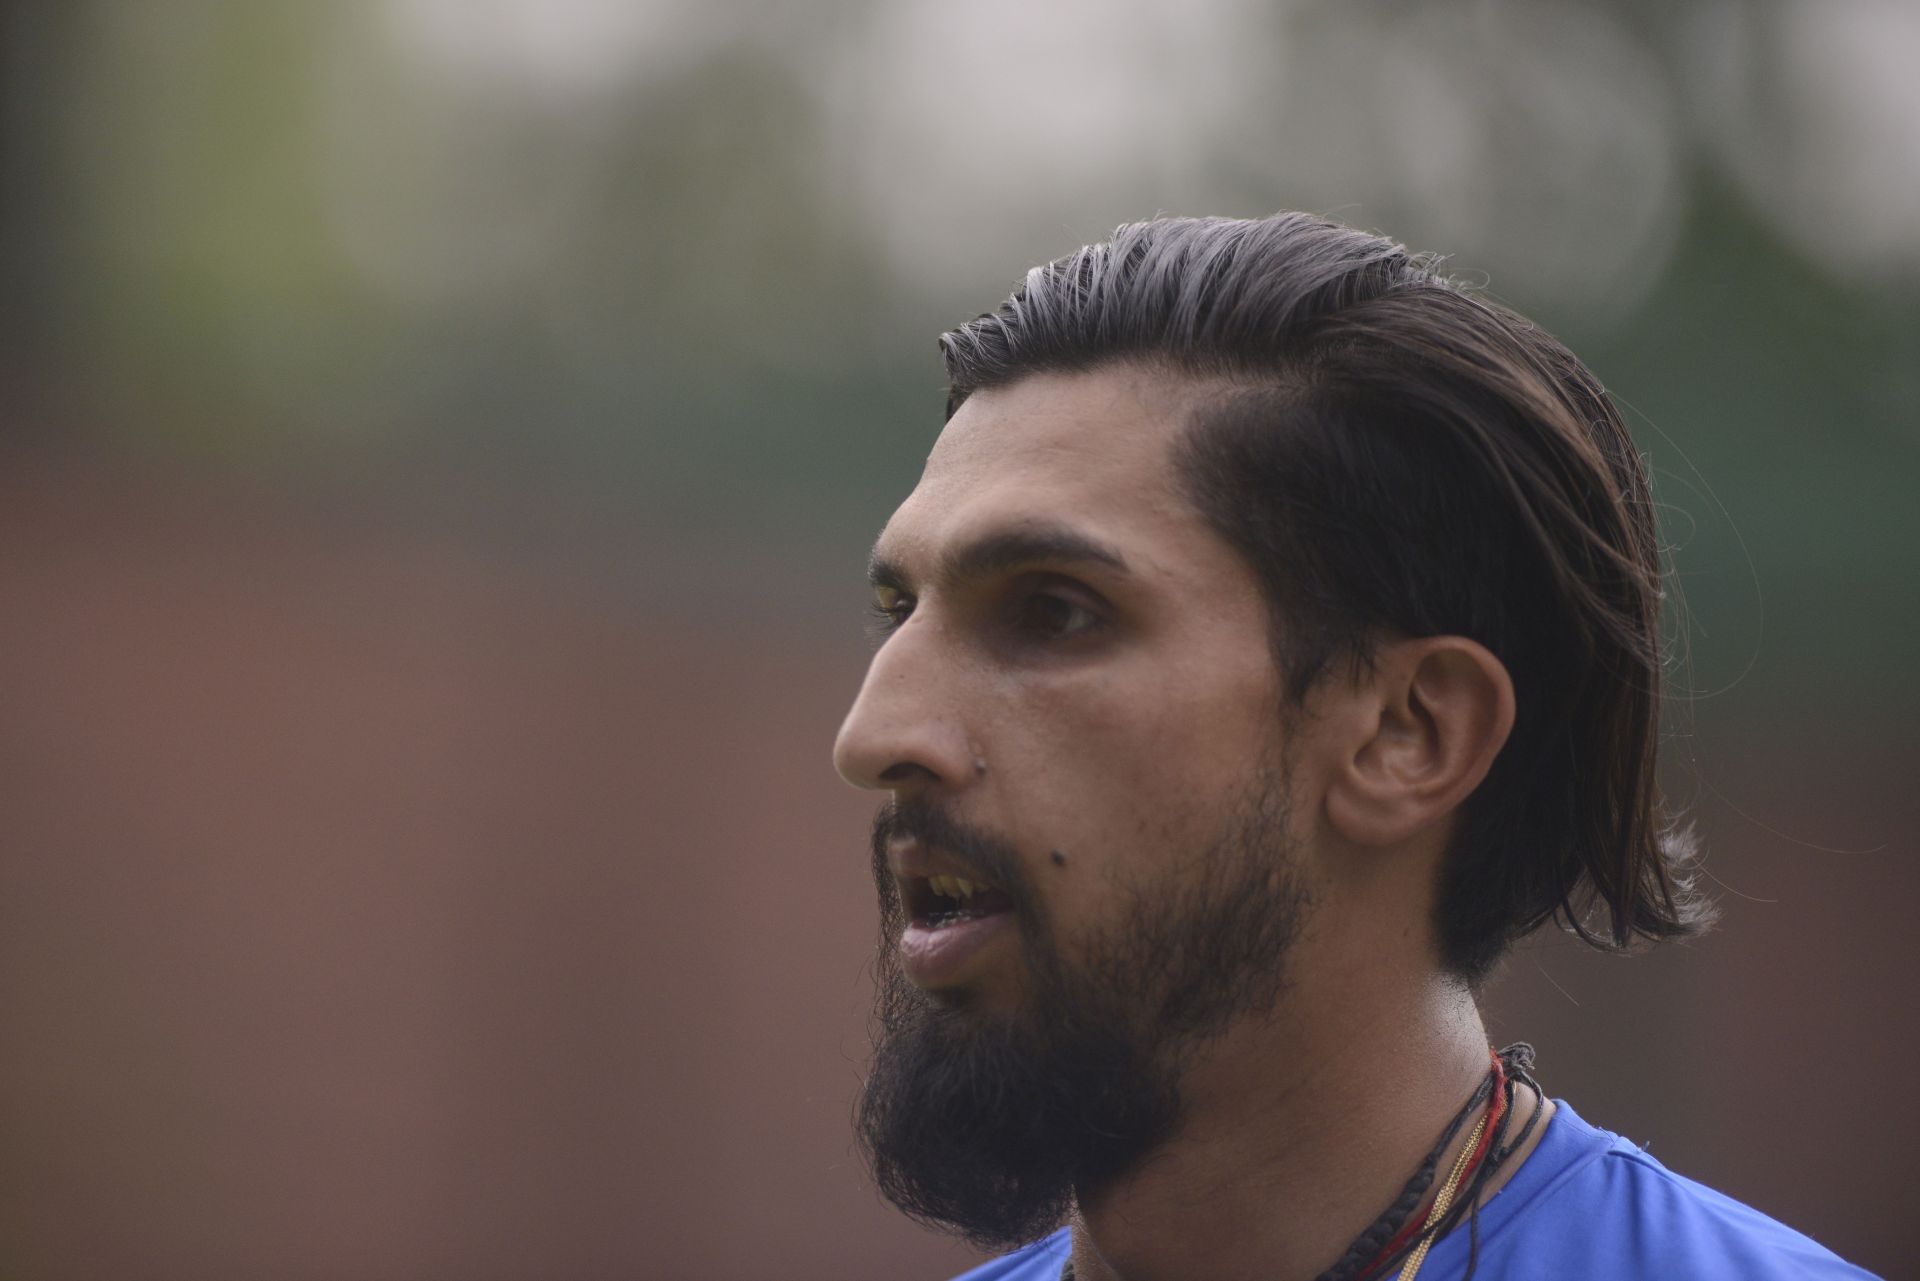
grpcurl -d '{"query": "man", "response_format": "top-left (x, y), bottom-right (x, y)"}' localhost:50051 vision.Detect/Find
top-left (832, 213), bottom-right (1874, 1280)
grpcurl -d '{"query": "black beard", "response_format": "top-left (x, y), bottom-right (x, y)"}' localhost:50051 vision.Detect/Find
top-left (853, 769), bottom-right (1307, 1251)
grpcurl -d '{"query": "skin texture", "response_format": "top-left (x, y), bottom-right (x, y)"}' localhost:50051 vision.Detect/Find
top-left (835, 365), bottom-right (1554, 1281)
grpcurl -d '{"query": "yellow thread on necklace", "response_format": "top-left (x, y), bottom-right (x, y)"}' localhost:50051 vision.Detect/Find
top-left (1395, 1109), bottom-right (1489, 1281)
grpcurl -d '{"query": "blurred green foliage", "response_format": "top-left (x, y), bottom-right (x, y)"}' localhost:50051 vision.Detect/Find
top-left (2, 0), bottom-right (1914, 716)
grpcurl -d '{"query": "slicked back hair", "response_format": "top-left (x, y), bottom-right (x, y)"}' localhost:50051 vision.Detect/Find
top-left (939, 212), bottom-right (1712, 984)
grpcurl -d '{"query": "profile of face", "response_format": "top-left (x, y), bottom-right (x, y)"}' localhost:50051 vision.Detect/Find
top-left (834, 366), bottom-right (1322, 1247)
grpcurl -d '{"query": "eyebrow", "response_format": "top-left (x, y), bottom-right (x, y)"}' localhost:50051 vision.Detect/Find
top-left (868, 524), bottom-right (1132, 594)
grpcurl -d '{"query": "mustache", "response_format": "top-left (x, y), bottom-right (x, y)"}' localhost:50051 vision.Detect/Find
top-left (868, 797), bottom-right (1034, 916)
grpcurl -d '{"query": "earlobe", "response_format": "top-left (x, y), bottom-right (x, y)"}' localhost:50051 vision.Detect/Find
top-left (1324, 637), bottom-right (1516, 849)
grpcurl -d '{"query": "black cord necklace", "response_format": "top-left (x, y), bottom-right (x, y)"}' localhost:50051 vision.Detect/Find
top-left (1056, 1044), bottom-right (1544, 1281)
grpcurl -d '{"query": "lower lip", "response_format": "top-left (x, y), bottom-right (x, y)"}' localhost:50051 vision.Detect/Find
top-left (897, 912), bottom-right (1014, 989)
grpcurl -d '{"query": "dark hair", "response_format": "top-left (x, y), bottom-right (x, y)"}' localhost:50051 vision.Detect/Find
top-left (939, 212), bottom-right (1713, 983)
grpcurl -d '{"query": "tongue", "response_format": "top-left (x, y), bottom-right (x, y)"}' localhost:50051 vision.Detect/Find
top-left (923, 889), bottom-right (1015, 928)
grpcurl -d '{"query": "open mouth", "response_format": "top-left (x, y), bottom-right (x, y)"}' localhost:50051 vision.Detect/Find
top-left (894, 870), bottom-right (1018, 989)
top-left (904, 874), bottom-right (1015, 929)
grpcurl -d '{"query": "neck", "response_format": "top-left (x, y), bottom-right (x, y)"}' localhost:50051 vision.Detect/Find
top-left (1067, 967), bottom-right (1497, 1281)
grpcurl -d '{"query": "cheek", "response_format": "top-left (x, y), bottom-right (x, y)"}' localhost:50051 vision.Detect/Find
top-left (1028, 642), bottom-right (1276, 771)
top-left (985, 652), bottom-right (1279, 872)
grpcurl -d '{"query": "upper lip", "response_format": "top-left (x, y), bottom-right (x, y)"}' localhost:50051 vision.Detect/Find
top-left (887, 837), bottom-right (1002, 896)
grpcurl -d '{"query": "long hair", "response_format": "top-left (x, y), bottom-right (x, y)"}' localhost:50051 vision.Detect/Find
top-left (939, 212), bottom-right (1712, 982)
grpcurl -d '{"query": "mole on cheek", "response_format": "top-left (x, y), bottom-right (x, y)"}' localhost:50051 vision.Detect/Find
top-left (1050, 849), bottom-right (1069, 868)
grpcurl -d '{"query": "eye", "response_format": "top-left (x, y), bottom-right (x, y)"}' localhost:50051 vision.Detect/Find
top-left (868, 584), bottom-right (915, 634)
top-left (1018, 590), bottom-right (1101, 640)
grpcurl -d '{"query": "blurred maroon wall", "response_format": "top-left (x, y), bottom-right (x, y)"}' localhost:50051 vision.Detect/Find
top-left (0, 444), bottom-right (1909, 1279)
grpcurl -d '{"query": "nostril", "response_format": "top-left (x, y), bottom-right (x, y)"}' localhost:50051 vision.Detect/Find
top-left (879, 761), bottom-right (939, 785)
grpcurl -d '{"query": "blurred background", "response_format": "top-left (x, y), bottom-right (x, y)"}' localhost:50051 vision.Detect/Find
top-left (1, 1), bottom-right (1915, 1277)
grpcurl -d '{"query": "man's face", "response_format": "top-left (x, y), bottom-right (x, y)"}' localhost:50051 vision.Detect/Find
top-left (835, 365), bottom-right (1322, 1245)
top-left (835, 365), bottom-right (1306, 1006)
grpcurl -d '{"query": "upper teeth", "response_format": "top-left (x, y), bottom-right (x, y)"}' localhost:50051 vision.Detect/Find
top-left (930, 875), bottom-right (984, 900)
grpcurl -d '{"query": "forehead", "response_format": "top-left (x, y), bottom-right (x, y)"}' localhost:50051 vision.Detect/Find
top-left (879, 365), bottom-right (1222, 575)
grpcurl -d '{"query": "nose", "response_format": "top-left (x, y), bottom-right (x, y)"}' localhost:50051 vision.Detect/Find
top-left (832, 622), bottom-right (975, 794)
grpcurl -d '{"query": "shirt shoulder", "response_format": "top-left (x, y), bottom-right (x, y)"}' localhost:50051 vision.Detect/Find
top-left (938, 1106), bottom-right (1880, 1281)
top-left (1429, 1101), bottom-right (1881, 1280)
top-left (946, 1228), bottom-right (1072, 1281)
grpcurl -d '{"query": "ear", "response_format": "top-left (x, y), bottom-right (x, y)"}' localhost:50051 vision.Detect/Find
top-left (1323, 636), bottom-right (1517, 849)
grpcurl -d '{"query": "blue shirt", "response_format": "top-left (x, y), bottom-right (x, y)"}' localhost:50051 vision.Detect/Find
top-left (949, 1101), bottom-right (1878, 1280)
